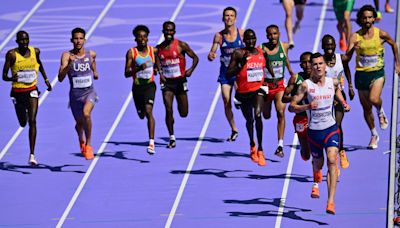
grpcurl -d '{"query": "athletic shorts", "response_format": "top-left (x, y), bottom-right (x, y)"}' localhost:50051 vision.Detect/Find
top-left (280, 0), bottom-right (307, 5)
top-left (132, 82), bottom-right (156, 116)
top-left (69, 87), bottom-right (98, 119)
top-left (218, 66), bottom-right (236, 86)
top-left (266, 79), bottom-right (285, 102)
top-left (333, 0), bottom-right (355, 21)
top-left (235, 88), bottom-right (267, 104)
top-left (293, 114), bottom-right (308, 138)
top-left (161, 77), bottom-right (188, 95)
top-left (307, 124), bottom-right (340, 158)
top-left (10, 88), bottom-right (39, 107)
top-left (355, 68), bottom-right (385, 91)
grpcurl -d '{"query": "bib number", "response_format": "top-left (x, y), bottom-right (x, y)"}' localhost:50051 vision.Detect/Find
top-left (162, 64), bottom-right (181, 78)
top-left (265, 66), bottom-right (283, 79)
top-left (137, 67), bottom-right (153, 79)
top-left (17, 70), bottom-right (37, 83)
top-left (359, 55), bottom-right (378, 67)
top-left (247, 68), bottom-right (263, 82)
top-left (72, 75), bottom-right (92, 88)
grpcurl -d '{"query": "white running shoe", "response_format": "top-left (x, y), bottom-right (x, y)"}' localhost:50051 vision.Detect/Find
top-left (29, 154), bottom-right (38, 166)
top-left (378, 110), bottom-right (388, 130)
top-left (147, 144), bottom-right (155, 155)
top-left (368, 135), bottom-right (379, 149)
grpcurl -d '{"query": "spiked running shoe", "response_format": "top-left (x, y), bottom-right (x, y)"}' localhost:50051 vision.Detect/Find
top-left (84, 145), bottom-right (94, 160)
top-left (227, 131), bottom-right (239, 142)
top-left (339, 150), bottom-right (349, 169)
top-left (257, 150), bottom-right (266, 166)
top-left (147, 144), bottom-right (155, 155)
top-left (167, 140), bottom-right (176, 149)
top-left (29, 154), bottom-right (38, 166)
top-left (311, 185), bottom-right (320, 198)
top-left (385, 3), bottom-right (394, 13)
top-left (326, 202), bottom-right (336, 215)
top-left (368, 135), bottom-right (379, 149)
top-left (250, 145), bottom-right (258, 163)
top-left (378, 111), bottom-right (388, 130)
top-left (274, 146), bottom-right (284, 158)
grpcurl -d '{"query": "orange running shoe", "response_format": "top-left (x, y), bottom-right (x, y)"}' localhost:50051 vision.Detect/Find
top-left (376, 11), bottom-right (382, 22)
top-left (84, 145), bottom-right (95, 160)
top-left (385, 3), bottom-right (394, 13)
top-left (257, 150), bottom-right (266, 166)
top-left (326, 202), bottom-right (336, 215)
top-left (311, 185), bottom-right (320, 198)
top-left (250, 145), bottom-right (258, 163)
top-left (80, 142), bottom-right (86, 154)
top-left (339, 150), bottom-right (349, 169)
top-left (313, 170), bottom-right (322, 183)
top-left (339, 34), bottom-right (347, 52)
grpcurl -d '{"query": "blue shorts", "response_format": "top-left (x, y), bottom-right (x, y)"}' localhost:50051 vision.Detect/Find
top-left (218, 66), bottom-right (236, 86)
top-left (307, 124), bottom-right (340, 158)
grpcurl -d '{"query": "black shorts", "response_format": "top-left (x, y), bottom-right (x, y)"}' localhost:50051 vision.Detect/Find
top-left (132, 82), bottom-right (156, 115)
top-left (235, 88), bottom-right (266, 104)
top-left (10, 88), bottom-right (40, 107)
top-left (161, 78), bottom-right (188, 95)
top-left (280, 0), bottom-right (307, 5)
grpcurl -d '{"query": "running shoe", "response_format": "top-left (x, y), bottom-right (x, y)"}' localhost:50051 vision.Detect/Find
top-left (289, 41), bottom-right (295, 49)
top-left (376, 11), bottom-right (382, 22)
top-left (368, 135), bottom-right (379, 149)
top-left (326, 202), bottom-right (336, 215)
top-left (339, 150), bottom-right (349, 169)
top-left (385, 3), bottom-right (394, 13)
top-left (227, 131), bottom-right (239, 142)
top-left (339, 33), bottom-right (347, 52)
top-left (28, 154), bottom-right (38, 166)
top-left (80, 141), bottom-right (86, 155)
top-left (274, 146), bottom-right (284, 158)
top-left (313, 170), bottom-right (323, 183)
top-left (85, 145), bottom-right (95, 160)
top-left (167, 139), bottom-right (176, 149)
top-left (311, 185), bottom-right (320, 198)
top-left (378, 111), bottom-right (388, 130)
top-left (257, 150), bottom-right (266, 166)
top-left (147, 144), bottom-right (155, 155)
top-left (250, 145), bottom-right (258, 163)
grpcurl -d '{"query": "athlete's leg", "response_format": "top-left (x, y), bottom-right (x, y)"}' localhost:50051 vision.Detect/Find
top-left (82, 101), bottom-right (94, 147)
top-left (176, 92), bottom-right (188, 118)
top-left (254, 95), bottom-right (264, 151)
top-left (358, 90), bottom-right (375, 130)
top-left (163, 90), bottom-right (175, 136)
top-left (299, 136), bottom-right (310, 160)
top-left (13, 97), bottom-right (28, 127)
top-left (221, 84), bottom-right (237, 131)
top-left (145, 103), bottom-right (155, 140)
top-left (282, 0), bottom-right (295, 46)
top-left (27, 97), bottom-right (38, 156)
top-left (293, 3), bottom-right (305, 33)
top-left (326, 147), bottom-right (339, 209)
top-left (335, 106), bottom-right (344, 150)
top-left (274, 91), bottom-right (286, 157)
top-left (369, 77), bottom-right (386, 127)
top-left (262, 98), bottom-right (273, 119)
top-left (240, 101), bottom-right (254, 145)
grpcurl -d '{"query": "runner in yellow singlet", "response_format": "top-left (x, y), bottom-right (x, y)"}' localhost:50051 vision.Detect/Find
top-left (347, 5), bottom-right (400, 149)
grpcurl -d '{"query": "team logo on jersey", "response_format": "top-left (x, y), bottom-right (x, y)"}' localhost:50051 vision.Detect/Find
top-left (309, 88), bottom-right (315, 93)
top-left (84, 57), bottom-right (89, 61)
top-left (280, 53), bottom-right (284, 58)
top-left (222, 42), bottom-right (227, 47)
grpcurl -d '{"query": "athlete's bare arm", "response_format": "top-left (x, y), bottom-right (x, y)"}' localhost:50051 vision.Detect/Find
top-left (262, 49), bottom-right (275, 78)
top-left (35, 48), bottom-right (51, 91)
top-left (124, 49), bottom-right (134, 78)
top-left (153, 47), bottom-right (165, 83)
top-left (179, 40), bottom-right (199, 77)
top-left (346, 33), bottom-right (359, 61)
top-left (340, 54), bottom-right (354, 100)
top-left (89, 50), bottom-right (98, 80)
top-left (226, 49), bottom-right (245, 78)
top-left (282, 42), bottom-right (295, 76)
top-left (289, 81), bottom-right (314, 113)
top-left (58, 51), bottom-right (74, 82)
top-left (2, 50), bottom-right (16, 82)
top-left (333, 78), bottom-right (351, 111)
top-left (207, 32), bottom-right (221, 61)
top-left (282, 74), bottom-right (297, 103)
top-left (380, 29), bottom-right (400, 74)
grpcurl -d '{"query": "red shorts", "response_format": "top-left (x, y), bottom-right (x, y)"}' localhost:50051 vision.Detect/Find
top-left (266, 79), bottom-right (285, 102)
top-left (293, 115), bottom-right (308, 138)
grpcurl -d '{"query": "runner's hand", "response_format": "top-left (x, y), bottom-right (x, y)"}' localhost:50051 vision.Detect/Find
top-left (309, 99), bottom-right (318, 109)
top-left (93, 72), bottom-right (99, 80)
top-left (160, 75), bottom-right (166, 84)
top-left (208, 52), bottom-right (216, 61)
top-left (348, 86), bottom-right (355, 100)
top-left (46, 80), bottom-right (52, 91)
top-left (185, 69), bottom-right (193, 77)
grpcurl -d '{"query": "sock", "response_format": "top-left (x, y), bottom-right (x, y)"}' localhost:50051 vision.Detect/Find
top-left (170, 135), bottom-right (176, 141)
top-left (149, 139), bottom-right (155, 146)
top-left (278, 139), bottom-right (284, 147)
top-left (371, 128), bottom-right (378, 136)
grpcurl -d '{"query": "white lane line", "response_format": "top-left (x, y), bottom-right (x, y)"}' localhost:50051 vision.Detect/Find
top-left (164, 1), bottom-right (257, 227)
top-left (0, 0), bottom-right (45, 51)
top-left (274, 0), bottom-right (328, 227)
top-left (0, 0), bottom-right (115, 162)
top-left (55, 1), bottom-right (186, 227)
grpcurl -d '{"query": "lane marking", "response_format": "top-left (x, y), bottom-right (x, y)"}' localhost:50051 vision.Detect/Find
top-left (164, 1), bottom-right (257, 227)
top-left (0, 0), bottom-right (114, 162)
top-left (274, 0), bottom-right (328, 227)
top-left (55, 1), bottom-right (186, 227)
top-left (0, 0), bottom-right (45, 51)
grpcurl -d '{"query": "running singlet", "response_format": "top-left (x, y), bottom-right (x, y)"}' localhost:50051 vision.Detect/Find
top-left (132, 46), bottom-right (155, 85)
top-left (305, 77), bottom-right (336, 130)
top-left (355, 27), bottom-right (384, 72)
top-left (158, 39), bottom-right (186, 79)
top-left (326, 53), bottom-right (345, 89)
top-left (262, 42), bottom-right (286, 82)
top-left (67, 51), bottom-right (94, 89)
top-left (219, 28), bottom-right (244, 73)
top-left (11, 46), bottom-right (39, 91)
top-left (236, 48), bottom-right (266, 93)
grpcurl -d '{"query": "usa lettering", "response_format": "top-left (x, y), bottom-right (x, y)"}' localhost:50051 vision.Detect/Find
top-left (73, 62), bottom-right (90, 72)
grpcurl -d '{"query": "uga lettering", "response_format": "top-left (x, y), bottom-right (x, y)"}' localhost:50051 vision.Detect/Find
top-left (73, 62), bottom-right (90, 72)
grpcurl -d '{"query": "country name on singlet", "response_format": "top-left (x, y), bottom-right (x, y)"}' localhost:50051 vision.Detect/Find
top-left (73, 62), bottom-right (90, 72)
top-left (312, 94), bottom-right (332, 100)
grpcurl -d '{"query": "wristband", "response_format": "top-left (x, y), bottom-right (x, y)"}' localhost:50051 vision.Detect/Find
top-left (45, 78), bottom-right (49, 82)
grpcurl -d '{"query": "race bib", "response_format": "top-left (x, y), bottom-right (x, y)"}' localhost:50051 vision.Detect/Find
top-left (137, 67), bottom-right (153, 79)
top-left (162, 64), bottom-right (181, 78)
top-left (220, 56), bottom-right (231, 67)
top-left (358, 55), bottom-right (378, 67)
top-left (265, 66), bottom-right (283, 79)
top-left (72, 75), bottom-right (92, 88)
top-left (17, 70), bottom-right (37, 83)
top-left (247, 68), bottom-right (263, 82)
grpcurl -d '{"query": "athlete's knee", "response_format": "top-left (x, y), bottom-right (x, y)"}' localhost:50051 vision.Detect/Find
top-left (277, 110), bottom-right (285, 119)
top-left (179, 110), bottom-right (188, 118)
top-left (28, 118), bottom-right (36, 127)
top-left (369, 96), bottom-right (381, 106)
top-left (83, 112), bottom-right (91, 120)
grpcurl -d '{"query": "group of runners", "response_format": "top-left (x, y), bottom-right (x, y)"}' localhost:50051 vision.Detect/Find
top-left (2, 2), bottom-right (400, 215)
